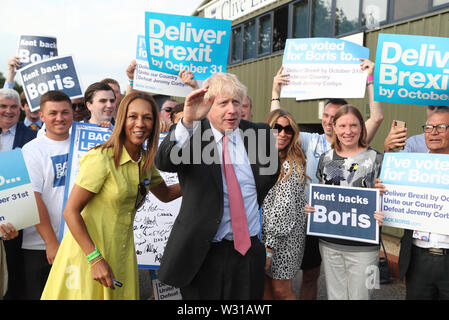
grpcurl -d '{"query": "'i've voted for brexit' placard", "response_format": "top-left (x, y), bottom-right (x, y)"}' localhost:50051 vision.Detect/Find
top-left (18, 55), bottom-right (83, 112)
top-left (281, 38), bottom-right (369, 99)
top-left (374, 34), bottom-right (449, 106)
top-left (17, 35), bottom-right (58, 70)
top-left (379, 153), bottom-right (449, 235)
top-left (0, 149), bottom-right (39, 235)
top-left (59, 122), bottom-right (112, 241)
top-left (145, 12), bottom-right (231, 80)
top-left (133, 35), bottom-right (203, 97)
top-left (307, 184), bottom-right (380, 244)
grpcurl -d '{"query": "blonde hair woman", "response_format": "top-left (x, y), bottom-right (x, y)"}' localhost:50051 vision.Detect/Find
top-left (42, 92), bottom-right (181, 300)
top-left (262, 109), bottom-right (308, 300)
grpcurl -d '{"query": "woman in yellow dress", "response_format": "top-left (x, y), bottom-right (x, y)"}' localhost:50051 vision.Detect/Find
top-left (41, 91), bottom-right (181, 300)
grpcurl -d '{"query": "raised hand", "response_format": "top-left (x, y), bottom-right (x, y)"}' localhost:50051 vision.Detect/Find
top-left (182, 86), bottom-right (215, 128)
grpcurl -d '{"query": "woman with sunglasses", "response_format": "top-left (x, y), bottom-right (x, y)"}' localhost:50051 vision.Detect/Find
top-left (262, 109), bottom-right (308, 300)
top-left (41, 91), bottom-right (181, 300)
top-left (305, 105), bottom-right (384, 300)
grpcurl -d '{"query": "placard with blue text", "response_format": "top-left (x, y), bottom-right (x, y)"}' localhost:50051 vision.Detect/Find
top-left (133, 35), bottom-right (202, 97)
top-left (374, 33), bottom-right (449, 106)
top-left (59, 122), bottom-right (113, 240)
top-left (17, 35), bottom-right (58, 69)
top-left (379, 153), bottom-right (449, 234)
top-left (19, 55), bottom-right (83, 112)
top-left (0, 149), bottom-right (39, 235)
top-left (281, 38), bottom-right (369, 99)
top-left (145, 12), bottom-right (231, 80)
top-left (307, 184), bottom-right (379, 244)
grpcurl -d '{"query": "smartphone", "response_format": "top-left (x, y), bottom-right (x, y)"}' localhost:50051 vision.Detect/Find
top-left (394, 120), bottom-right (406, 150)
top-left (394, 120), bottom-right (406, 129)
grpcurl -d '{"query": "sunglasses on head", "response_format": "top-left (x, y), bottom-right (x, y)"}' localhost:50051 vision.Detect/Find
top-left (72, 102), bottom-right (86, 110)
top-left (272, 123), bottom-right (294, 135)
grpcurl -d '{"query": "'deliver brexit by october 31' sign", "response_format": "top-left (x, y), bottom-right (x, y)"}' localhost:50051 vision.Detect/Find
top-left (374, 33), bottom-right (449, 106)
top-left (145, 12), bottom-right (231, 80)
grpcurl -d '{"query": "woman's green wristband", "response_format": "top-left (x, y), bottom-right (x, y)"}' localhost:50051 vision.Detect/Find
top-left (87, 248), bottom-right (102, 262)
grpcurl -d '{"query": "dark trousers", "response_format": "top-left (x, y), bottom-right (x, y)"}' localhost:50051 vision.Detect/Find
top-left (180, 236), bottom-right (266, 300)
top-left (406, 245), bottom-right (449, 300)
top-left (3, 231), bottom-right (26, 300)
top-left (23, 249), bottom-right (51, 300)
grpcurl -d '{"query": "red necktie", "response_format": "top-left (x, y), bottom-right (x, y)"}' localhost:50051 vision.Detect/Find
top-left (222, 135), bottom-right (251, 256)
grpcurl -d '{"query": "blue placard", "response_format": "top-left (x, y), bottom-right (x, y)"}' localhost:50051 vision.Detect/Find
top-left (0, 149), bottom-right (31, 191)
top-left (307, 184), bottom-right (379, 244)
top-left (17, 35), bottom-right (58, 69)
top-left (374, 33), bottom-right (449, 106)
top-left (380, 152), bottom-right (449, 189)
top-left (19, 55), bottom-right (83, 112)
top-left (0, 149), bottom-right (40, 231)
top-left (144, 12), bottom-right (231, 80)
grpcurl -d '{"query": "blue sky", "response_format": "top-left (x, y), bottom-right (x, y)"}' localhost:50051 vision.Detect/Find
top-left (0, 0), bottom-right (204, 92)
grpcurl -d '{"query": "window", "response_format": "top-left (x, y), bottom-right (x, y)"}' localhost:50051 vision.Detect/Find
top-left (273, 6), bottom-right (289, 52)
top-left (312, 0), bottom-right (333, 37)
top-left (362, 0), bottom-right (387, 29)
top-left (258, 15), bottom-right (272, 55)
top-left (231, 27), bottom-right (242, 63)
top-left (393, 0), bottom-right (428, 21)
top-left (335, 0), bottom-right (360, 35)
top-left (293, 0), bottom-right (309, 38)
top-left (243, 20), bottom-right (256, 60)
top-left (434, 0), bottom-right (449, 6)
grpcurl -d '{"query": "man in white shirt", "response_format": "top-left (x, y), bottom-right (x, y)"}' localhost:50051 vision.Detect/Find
top-left (21, 90), bottom-right (73, 299)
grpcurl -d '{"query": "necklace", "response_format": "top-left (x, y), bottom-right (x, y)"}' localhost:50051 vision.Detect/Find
top-left (131, 149), bottom-right (143, 163)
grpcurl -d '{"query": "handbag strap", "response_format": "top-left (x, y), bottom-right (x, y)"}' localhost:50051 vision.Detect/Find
top-left (380, 235), bottom-right (389, 264)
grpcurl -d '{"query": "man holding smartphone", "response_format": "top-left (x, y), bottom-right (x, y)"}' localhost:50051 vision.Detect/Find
top-left (384, 105), bottom-right (449, 153)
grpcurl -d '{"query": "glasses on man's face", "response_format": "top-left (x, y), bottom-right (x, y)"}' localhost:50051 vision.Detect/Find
top-left (162, 107), bottom-right (173, 113)
top-left (272, 123), bottom-right (294, 135)
top-left (135, 182), bottom-right (148, 210)
top-left (72, 102), bottom-right (86, 110)
top-left (422, 124), bottom-right (449, 133)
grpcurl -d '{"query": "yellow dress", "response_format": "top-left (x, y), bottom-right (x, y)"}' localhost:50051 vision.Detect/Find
top-left (41, 146), bottom-right (162, 300)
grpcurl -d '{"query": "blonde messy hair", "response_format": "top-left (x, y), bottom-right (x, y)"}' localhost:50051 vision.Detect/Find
top-left (203, 73), bottom-right (247, 103)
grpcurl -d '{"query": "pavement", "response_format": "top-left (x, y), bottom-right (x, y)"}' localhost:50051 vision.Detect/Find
top-left (138, 262), bottom-right (406, 300)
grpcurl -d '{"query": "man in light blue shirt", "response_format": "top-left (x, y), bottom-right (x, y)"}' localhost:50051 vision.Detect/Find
top-left (155, 72), bottom-right (279, 299)
top-left (174, 115), bottom-right (260, 242)
top-left (384, 105), bottom-right (449, 153)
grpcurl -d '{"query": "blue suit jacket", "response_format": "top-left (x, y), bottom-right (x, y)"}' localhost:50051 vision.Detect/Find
top-left (12, 122), bottom-right (37, 149)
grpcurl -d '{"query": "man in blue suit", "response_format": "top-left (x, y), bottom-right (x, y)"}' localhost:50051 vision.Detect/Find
top-left (0, 88), bottom-right (37, 299)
